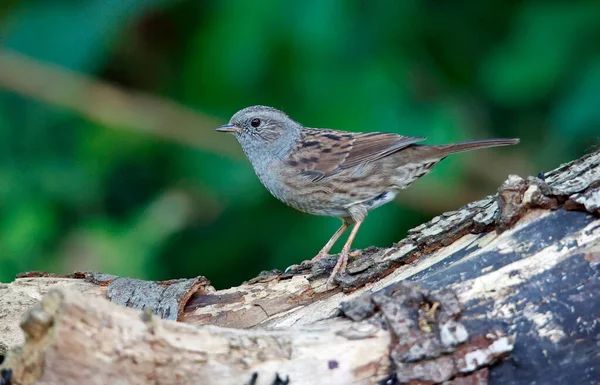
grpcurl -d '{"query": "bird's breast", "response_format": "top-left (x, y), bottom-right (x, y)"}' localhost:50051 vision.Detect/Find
top-left (250, 159), bottom-right (401, 218)
top-left (250, 159), bottom-right (285, 197)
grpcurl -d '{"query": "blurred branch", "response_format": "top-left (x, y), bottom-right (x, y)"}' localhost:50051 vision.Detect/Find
top-left (0, 49), bottom-right (241, 158)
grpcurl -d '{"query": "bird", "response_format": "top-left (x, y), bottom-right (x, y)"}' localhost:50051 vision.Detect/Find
top-left (215, 105), bottom-right (519, 288)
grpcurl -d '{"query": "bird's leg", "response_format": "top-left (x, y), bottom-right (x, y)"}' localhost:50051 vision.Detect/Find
top-left (310, 221), bottom-right (350, 262)
top-left (326, 220), bottom-right (363, 288)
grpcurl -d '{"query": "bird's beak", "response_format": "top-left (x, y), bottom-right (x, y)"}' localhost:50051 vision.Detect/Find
top-left (215, 123), bottom-right (241, 133)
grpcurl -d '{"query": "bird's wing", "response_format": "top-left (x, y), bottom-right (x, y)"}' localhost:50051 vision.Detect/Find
top-left (286, 129), bottom-right (425, 181)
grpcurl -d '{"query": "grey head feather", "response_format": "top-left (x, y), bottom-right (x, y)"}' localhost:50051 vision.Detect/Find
top-left (228, 105), bottom-right (303, 173)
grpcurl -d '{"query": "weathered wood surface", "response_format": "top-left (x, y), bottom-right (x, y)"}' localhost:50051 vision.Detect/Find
top-left (4, 281), bottom-right (518, 385)
top-left (1, 149), bottom-right (599, 384)
top-left (0, 274), bottom-right (211, 352)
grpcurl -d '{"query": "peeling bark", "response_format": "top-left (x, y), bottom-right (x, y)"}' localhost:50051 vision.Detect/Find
top-left (1, 150), bottom-right (599, 384)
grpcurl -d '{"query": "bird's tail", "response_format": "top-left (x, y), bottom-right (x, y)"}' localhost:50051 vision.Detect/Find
top-left (413, 138), bottom-right (520, 159)
top-left (389, 138), bottom-right (519, 189)
top-left (432, 138), bottom-right (519, 156)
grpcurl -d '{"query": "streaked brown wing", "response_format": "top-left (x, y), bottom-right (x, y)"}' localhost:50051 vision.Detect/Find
top-left (340, 132), bottom-right (425, 169)
top-left (286, 129), bottom-right (425, 181)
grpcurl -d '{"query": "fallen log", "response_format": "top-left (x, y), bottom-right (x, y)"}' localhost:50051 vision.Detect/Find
top-left (1, 149), bottom-right (599, 384)
top-left (4, 281), bottom-right (516, 385)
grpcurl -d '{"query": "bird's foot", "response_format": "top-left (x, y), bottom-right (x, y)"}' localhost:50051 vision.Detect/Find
top-left (284, 260), bottom-right (315, 273)
top-left (286, 252), bottom-right (335, 274)
top-left (310, 250), bottom-right (331, 263)
top-left (325, 250), bottom-right (349, 290)
top-left (295, 251), bottom-right (332, 267)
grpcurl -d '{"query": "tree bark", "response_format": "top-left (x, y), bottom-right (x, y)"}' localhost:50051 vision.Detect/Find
top-left (1, 150), bottom-right (599, 385)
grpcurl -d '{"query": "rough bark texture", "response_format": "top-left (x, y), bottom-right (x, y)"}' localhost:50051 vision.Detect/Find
top-left (1, 150), bottom-right (599, 385)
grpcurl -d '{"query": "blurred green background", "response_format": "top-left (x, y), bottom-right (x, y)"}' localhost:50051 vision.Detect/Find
top-left (0, 0), bottom-right (598, 288)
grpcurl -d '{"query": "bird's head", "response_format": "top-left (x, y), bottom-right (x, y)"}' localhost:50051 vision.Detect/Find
top-left (216, 105), bottom-right (302, 160)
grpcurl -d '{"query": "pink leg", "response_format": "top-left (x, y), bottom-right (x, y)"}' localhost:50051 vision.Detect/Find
top-left (326, 220), bottom-right (363, 289)
top-left (310, 221), bottom-right (350, 262)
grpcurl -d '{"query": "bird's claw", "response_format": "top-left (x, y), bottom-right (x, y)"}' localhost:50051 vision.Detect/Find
top-left (325, 277), bottom-right (335, 291)
top-left (284, 264), bottom-right (300, 273)
top-left (324, 251), bottom-right (350, 290)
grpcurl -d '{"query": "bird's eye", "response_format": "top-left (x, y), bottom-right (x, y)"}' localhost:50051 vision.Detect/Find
top-left (251, 118), bottom-right (261, 128)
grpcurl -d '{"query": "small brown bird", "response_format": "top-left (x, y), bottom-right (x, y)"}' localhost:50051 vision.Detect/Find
top-left (216, 106), bottom-right (519, 287)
